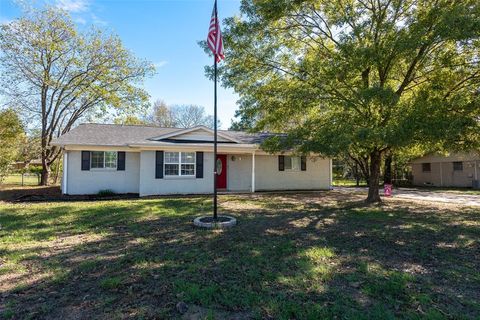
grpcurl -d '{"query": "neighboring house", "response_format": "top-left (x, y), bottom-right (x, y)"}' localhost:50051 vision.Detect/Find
top-left (410, 152), bottom-right (480, 188)
top-left (11, 159), bottom-right (42, 170)
top-left (52, 124), bottom-right (332, 196)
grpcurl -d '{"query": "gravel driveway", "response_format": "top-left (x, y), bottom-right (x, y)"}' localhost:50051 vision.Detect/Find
top-left (335, 186), bottom-right (480, 207)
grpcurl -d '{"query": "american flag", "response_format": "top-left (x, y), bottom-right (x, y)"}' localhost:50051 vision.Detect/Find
top-left (207, 0), bottom-right (224, 62)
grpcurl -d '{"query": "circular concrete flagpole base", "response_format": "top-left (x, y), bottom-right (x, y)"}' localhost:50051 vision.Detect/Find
top-left (193, 216), bottom-right (237, 228)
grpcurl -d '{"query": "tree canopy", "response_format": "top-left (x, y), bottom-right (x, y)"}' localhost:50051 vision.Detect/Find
top-left (219, 0), bottom-right (480, 202)
top-left (0, 109), bottom-right (24, 180)
top-left (0, 6), bottom-right (154, 184)
top-left (150, 100), bottom-right (218, 129)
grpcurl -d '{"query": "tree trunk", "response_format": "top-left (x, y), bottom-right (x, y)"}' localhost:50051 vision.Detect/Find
top-left (40, 161), bottom-right (50, 186)
top-left (51, 158), bottom-right (60, 184)
top-left (384, 153), bottom-right (392, 184)
top-left (366, 151), bottom-right (382, 203)
top-left (354, 164), bottom-right (360, 186)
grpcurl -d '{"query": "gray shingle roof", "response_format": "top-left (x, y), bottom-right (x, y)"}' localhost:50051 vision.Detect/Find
top-left (52, 123), bottom-right (275, 146)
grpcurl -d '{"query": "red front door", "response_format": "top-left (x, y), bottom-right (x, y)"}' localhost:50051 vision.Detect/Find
top-left (216, 154), bottom-right (227, 189)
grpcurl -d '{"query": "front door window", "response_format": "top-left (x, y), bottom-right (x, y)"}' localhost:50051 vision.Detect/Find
top-left (216, 158), bottom-right (223, 175)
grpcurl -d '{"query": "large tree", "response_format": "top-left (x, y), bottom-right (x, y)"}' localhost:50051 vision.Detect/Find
top-left (170, 104), bottom-right (217, 129)
top-left (149, 100), bottom-right (177, 127)
top-left (0, 109), bottom-right (24, 181)
top-left (150, 100), bottom-right (218, 129)
top-left (219, 0), bottom-right (480, 202)
top-left (17, 130), bottom-right (42, 166)
top-left (0, 7), bottom-right (154, 185)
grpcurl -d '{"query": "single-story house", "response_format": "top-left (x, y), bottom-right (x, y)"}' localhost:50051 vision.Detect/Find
top-left (52, 124), bottom-right (332, 196)
top-left (410, 152), bottom-right (480, 188)
top-left (10, 159), bottom-right (42, 170)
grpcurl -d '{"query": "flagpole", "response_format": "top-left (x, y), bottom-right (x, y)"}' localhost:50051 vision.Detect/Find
top-left (213, 55), bottom-right (218, 221)
top-left (210, 0), bottom-right (219, 221)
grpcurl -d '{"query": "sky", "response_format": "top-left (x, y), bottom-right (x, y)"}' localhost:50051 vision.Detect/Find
top-left (0, 0), bottom-right (242, 129)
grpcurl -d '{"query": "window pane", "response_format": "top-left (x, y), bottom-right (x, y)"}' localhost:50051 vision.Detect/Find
top-left (181, 152), bottom-right (195, 164)
top-left (285, 156), bottom-right (300, 171)
top-left (91, 151), bottom-right (104, 168)
top-left (181, 164), bottom-right (195, 176)
top-left (422, 163), bottom-right (431, 172)
top-left (453, 161), bottom-right (463, 171)
top-left (165, 164), bottom-right (179, 176)
top-left (165, 152), bottom-right (179, 163)
top-left (285, 156), bottom-right (292, 170)
top-left (291, 157), bottom-right (301, 171)
top-left (105, 152), bottom-right (117, 168)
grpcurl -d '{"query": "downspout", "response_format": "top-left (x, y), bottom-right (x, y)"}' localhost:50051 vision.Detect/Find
top-left (475, 160), bottom-right (478, 181)
top-left (251, 152), bottom-right (255, 192)
top-left (329, 158), bottom-right (333, 189)
top-left (440, 162), bottom-right (443, 187)
top-left (62, 149), bottom-right (68, 195)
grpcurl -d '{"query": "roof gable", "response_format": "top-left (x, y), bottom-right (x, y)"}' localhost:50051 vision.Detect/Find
top-left (51, 123), bottom-right (274, 147)
top-left (150, 126), bottom-right (242, 143)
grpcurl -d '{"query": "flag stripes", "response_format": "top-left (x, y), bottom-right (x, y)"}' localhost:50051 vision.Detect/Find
top-left (207, 0), bottom-right (224, 62)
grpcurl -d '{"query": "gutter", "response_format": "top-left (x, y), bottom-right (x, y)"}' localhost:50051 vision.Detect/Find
top-left (53, 142), bottom-right (329, 157)
top-left (63, 150), bottom-right (68, 195)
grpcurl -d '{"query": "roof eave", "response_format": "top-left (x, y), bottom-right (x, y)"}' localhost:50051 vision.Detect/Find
top-left (128, 142), bottom-right (259, 149)
top-left (149, 126), bottom-right (243, 144)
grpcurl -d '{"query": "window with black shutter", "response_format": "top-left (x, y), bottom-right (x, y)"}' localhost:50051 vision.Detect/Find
top-left (81, 151), bottom-right (90, 171)
top-left (281, 156), bottom-right (302, 171)
top-left (117, 152), bottom-right (126, 171)
top-left (279, 155), bottom-right (285, 171)
top-left (196, 152), bottom-right (204, 178)
top-left (301, 156), bottom-right (307, 171)
top-left (155, 151), bottom-right (164, 179)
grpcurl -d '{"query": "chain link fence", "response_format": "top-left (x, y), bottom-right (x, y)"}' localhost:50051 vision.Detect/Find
top-left (1, 173), bottom-right (41, 186)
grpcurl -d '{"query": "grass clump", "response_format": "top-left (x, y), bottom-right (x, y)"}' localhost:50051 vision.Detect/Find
top-left (100, 276), bottom-right (123, 290)
top-left (97, 189), bottom-right (116, 197)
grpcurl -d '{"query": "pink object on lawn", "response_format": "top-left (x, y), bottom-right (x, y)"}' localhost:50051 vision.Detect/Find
top-left (384, 184), bottom-right (392, 197)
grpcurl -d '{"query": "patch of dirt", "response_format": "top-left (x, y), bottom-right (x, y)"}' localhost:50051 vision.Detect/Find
top-left (0, 185), bottom-right (139, 202)
top-left (181, 304), bottom-right (253, 320)
top-left (0, 185), bottom-right (61, 201)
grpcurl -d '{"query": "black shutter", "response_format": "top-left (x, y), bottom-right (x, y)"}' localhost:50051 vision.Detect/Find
top-left (279, 155), bottom-right (285, 171)
top-left (117, 152), bottom-right (126, 171)
top-left (81, 151), bottom-right (90, 171)
top-left (301, 156), bottom-right (307, 171)
top-left (155, 151), bottom-right (164, 179)
top-left (196, 152), bottom-right (204, 178)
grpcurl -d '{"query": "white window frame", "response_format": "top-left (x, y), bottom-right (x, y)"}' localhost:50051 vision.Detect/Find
top-left (164, 151), bottom-right (196, 177)
top-left (90, 151), bottom-right (117, 170)
top-left (284, 156), bottom-right (301, 172)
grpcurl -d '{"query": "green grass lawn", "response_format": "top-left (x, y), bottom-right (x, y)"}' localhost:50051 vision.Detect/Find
top-left (0, 191), bottom-right (478, 319)
top-left (1, 174), bottom-right (40, 186)
top-left (332, 178), bottom-right (368, 187)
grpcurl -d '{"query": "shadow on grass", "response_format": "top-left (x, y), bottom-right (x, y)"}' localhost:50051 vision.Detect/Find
top-left (0, 193), bottom-right (479, 319)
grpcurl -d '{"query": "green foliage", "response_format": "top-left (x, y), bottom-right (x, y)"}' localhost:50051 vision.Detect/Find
top-left (0, 109), bottom-right (24, 180)
top-left (218, 0), bottom-right (480, 201)
top-left (113, 115), bottom-right (149, 125)
top-left (17, 132), bottom-right (42, 166)
top-left (0, 6), bottom-right (154, 184)
top-left (149, 100), bottom-right (176, 127)
top-left (149, 100), bottom-right (218, 129)
top-left (100, 276), bottom-right (123, 290)
top-left (97, 189), bottom-right (116, 197)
